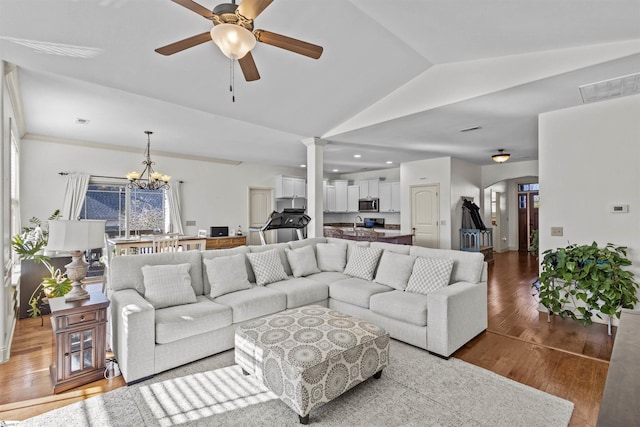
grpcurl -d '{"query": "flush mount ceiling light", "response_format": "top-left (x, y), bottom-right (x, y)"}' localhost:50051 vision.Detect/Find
top-left (492, 149), bottom-right (510, 164)
top-left (126, 131), bottom-right (171, 190)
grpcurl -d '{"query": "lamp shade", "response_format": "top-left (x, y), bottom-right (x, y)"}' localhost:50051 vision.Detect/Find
top-left (46, 220), bottom-right (106, 251)
top-left (210, 24), bottom-right (256, 59)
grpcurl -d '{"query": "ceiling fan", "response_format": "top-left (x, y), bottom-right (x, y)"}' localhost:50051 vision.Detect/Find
top-left (155, 0), bottom-right (324, 82)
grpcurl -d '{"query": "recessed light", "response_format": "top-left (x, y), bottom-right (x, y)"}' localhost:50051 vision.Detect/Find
top-left (75, 118), bottom-right (90, 125)
top-left (300, 164), bottom-right (306, 168)
top-left (332, 169), bottom-right (339, 172)
top-left (386, 161), bottom-right (393, 164)
top-left (354, 154), bottom-right (362, 158)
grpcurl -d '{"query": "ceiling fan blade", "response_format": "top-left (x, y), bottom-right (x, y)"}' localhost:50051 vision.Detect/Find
top-left (254, 30), bottom-right (323, 59)
top-left (238, 51), bottom-right (261, 81)
top-left (171, 0), bottom-right (215, 19)
top-left (237, 0), bottom-right (273, 20)
top-left (155, 32), bottom-right (212, 56)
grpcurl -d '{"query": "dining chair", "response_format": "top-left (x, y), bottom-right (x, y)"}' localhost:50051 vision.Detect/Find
top-left (152, 233), bottom-right (180, 253)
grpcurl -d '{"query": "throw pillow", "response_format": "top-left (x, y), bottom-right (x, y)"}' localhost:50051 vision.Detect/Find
top-left (405, 257), bottom-right (454, 294)
top-left (343, 245), bottom-right (383, 281)
top-left (316, 242), bottom-right (348, 272)
top-left (203, 253), bottom-right (252, 298)
top-left (246, 248), bottom-right (288, 286)
top-left (141, 263), bottom-right (197, 309)
top-left (285, 245), bottom-right (320, 278)
top-left (374, 251), bottom-right (416, 290)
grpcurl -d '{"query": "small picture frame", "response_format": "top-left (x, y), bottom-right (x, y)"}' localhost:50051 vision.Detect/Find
top-left (197, 229), bottom-right (207, 238)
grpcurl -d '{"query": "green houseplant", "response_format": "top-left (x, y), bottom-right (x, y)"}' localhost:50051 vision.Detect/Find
top-left (12, 210), bottom-right (72, 319)
top-left (537, 241), bottom-right (639, 335)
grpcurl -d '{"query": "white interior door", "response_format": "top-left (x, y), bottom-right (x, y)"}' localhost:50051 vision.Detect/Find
top-left (411, 184), bottom-right (440, 248)
top-left (248, 187), bottom-right (274, 245)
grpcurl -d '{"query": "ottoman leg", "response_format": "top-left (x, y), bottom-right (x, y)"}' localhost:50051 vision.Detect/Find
top-left (241, 368), bottom-right (249, 376)
top-left (299, 414), bottom-right (309, 425)
top-left (373, 369), bottom-right (383, 379)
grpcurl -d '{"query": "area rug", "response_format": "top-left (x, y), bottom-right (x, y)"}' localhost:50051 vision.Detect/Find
top-left (19, 340), bottom-right (573, 426)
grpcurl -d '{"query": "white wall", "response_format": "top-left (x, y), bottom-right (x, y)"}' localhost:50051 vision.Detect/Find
top-left (400, 156), bottom-right (452, 248)
top-left (451, 158), bottom-right (481, 249)
top-left (539, 94), bottom-right (640, 319)
top-left (20, 137), bottom-right (304, 237)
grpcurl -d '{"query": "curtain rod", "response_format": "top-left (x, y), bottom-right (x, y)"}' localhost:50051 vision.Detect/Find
top-left (58, 172), bottom-right (184, 183)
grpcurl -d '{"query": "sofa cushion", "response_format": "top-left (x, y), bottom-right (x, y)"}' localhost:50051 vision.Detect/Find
top-left (246, 249), bottom-right (289, 286)
top-left (305, 271), bottom-right (351, 285)
top-left (329, 277), bottom-right (393, 308)
top-left (203, 253), bottom-right (252, 298)
top-left (326, 237), bottom-right (370, 261)
top-left (285, 245), bottom-right (321, 278)
top-left (409, 246), bottom-right (484, 284)
top-left (405, 257), bottom-right (454, 294)
top-left (343, 246), bottom-right (383, 281)
top-left (369, 290), bottom-right (430, 326)
top-left (155, 296), bottom-right (232, 344)
top-left (201, 246), bottom-right (255, 288)
top-left (141, 263), bottom-right (197, 309)
top-left (371, 241), bottom-right (411, 255)
top-left (213, 286), bottom-right (287, 323)
top-left (316, 242), bottom-right (347, 272)
top-left (266, 277), bottom-right (328, 308)
top-left (374, 251), bottom-right (415, 290)
top-left (249, 243), bottom-right (292, 276)
top-left (288, 237), bottom-right (327, 251)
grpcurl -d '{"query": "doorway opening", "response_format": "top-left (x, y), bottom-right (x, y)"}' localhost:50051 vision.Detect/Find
top-left (517, 183), bottom-right (539, 252)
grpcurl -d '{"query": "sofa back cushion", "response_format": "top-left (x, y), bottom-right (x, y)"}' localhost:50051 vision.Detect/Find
top-left (287, 237), bottom-right (327, 251)
top-left (285, 245), bottom-right (321, 277)
top-left (141, 263), bottom-right (197, 309)
top-left (405, 257), bottom-right (454, 294)
top-left (374, 251), bottom-right (415, 290)
top-left (202, 246), bottom-right (254, 292)
top-left (326, 237), bottom-right (370, 261)
top-left (110, 251), bottom-right (204, 295)
top-left (371, 241), bottom-right (411, 255)
top-left (343, 245), bottom-right (383, 281)
top-left (203, 253), bottom-right (252, 298)
top-left (316, 242), bottom-right (348, 272)
top-left (409, 246), bottom-right (484, 284)
top-left (249, 243), bottom-right (292, 276)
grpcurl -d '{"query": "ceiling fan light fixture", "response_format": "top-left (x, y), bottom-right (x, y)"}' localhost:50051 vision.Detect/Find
top-left (211, 24), bottom-right (256, 59)
top-left (492, 149), bottom-right (510, 164)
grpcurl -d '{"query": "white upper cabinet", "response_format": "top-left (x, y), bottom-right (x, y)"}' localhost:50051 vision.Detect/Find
top-left (347, 185), bottom-right (360, 212)
top-left (276, 175), bottom-right (306, 198)
top-left (379, 182), bottom-right (401, 212)
top-left (334, 180), bottom-right (348, 212)
top-left (356, 179), bottom-right (379, 199)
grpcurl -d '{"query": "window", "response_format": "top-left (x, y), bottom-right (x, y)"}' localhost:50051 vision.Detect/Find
top-left (80, 183), bottom-right (168, 237)
top-left (518, 183), bottom-right (539, 192)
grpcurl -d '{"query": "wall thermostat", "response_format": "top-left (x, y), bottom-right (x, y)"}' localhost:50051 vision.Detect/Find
top-left (610, 204), bottom-right (629, 213)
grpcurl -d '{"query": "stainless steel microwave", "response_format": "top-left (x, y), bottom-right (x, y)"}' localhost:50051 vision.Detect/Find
top-left (358, 198), bottom-right (379, 212)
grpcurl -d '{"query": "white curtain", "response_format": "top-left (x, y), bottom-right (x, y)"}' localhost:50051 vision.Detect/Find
top-left (168, 181), bottom-right (184, 235)
top-left (61, 172), bottom-right (90, 220)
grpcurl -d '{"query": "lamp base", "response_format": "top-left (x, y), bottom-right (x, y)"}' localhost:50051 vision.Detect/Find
top-left (64, 250), bottom-right (90, 302)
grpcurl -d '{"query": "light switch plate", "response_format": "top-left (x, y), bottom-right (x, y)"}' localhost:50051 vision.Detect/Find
top-left (551, 226), bottom-right (563, 237)
top-left (186, 220), bottom-right (196, 226)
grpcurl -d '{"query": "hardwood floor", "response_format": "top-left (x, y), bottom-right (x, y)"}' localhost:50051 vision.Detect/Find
top-left (0, 251), bottom-right (609, 425)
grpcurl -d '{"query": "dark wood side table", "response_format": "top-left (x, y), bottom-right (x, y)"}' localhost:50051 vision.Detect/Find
top-left (49, 292), bottom-right (110, 393)
top-left (206, 235), bottom-right (246, 249)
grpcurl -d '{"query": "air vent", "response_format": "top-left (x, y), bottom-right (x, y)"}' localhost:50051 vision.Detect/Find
top-left (75, 118), bottom-right (90, 125)
top-left (0, 37), bottom-right (102, 58)
top-left (579, 72), bottom-right (640, 104)
top-left (460, 125), bottom-right (481, 133)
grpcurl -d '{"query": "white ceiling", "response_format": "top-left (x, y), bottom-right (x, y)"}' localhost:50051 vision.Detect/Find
top-left (1, 0), bottom-right (640, 173)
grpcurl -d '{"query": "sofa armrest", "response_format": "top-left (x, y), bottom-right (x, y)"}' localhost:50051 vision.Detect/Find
top-left (427, 280), bottom-right (488, 357)
top-left (110, 289), bottom-right (155, 383)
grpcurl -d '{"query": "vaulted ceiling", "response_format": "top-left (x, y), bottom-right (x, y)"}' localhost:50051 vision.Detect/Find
top-left (2, 0), bottom-right (639, 173)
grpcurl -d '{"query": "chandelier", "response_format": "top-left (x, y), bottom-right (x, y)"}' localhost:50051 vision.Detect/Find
top-left (126, 131), bottom-right (171, 190)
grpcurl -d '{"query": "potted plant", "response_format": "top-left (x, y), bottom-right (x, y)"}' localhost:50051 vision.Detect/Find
top-left (536, 241), bottom-right (639, 335)
top-left (12, 210), bottom-right (72, 321)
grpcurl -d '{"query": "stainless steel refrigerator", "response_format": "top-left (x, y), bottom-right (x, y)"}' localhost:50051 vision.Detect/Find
top-left (276, 197), bottom-right (307, 243)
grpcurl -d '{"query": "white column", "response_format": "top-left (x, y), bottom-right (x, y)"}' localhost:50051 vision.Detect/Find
top-left (303, 137), bottom-right (326, 238)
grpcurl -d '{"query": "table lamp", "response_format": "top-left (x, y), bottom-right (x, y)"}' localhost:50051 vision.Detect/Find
top-left (46, 219), bottom-right (106, 301)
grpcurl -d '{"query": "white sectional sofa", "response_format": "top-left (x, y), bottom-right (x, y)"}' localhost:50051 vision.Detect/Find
top-left (109, 237), bottom-right (487, 384)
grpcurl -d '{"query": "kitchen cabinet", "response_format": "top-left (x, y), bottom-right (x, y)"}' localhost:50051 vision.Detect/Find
top-left (347, 185), bottom-right (360, 212)
top-left (325, 184), bottom-right (336, 212)
top-left (275, 175), bottom-right (306, 199)
top-left (334, 180), bottom-right (348, 212)
top-left (379, 182), bottom-right (401, 212)
top-left (356, 179), bottom-right (379, 199)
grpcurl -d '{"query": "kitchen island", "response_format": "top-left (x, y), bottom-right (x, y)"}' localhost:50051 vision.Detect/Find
top-left (323, 225), bottom-right (413, 245)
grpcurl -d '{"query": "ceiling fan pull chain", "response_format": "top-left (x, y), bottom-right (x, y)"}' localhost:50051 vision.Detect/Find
top-left (229, 57), bottom-right (236, 102)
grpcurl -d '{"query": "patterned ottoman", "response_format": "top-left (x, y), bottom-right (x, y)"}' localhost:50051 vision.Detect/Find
top-left (235, 305), bottom-right (390, 424)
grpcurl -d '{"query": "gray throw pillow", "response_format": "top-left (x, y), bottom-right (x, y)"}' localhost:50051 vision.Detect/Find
top-left (316, 242), bottom-right (348, 272)
top-left (246, 248), bottom-right (288, 286)
top-left (343, 245), bottom-right (383, 281)
top-left (405, 257), bottom-right (454, 294)
top-left (141, 263), bottom-right (197, 309)
top-left (204, 253), bottom-right (252, 298)
top-left (285, 245), bottom-right (320, 278)
top-left (374, 251), bottom-right (416, 290)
